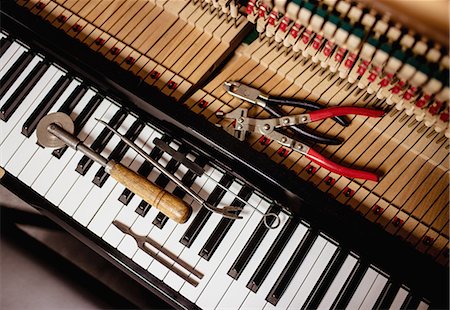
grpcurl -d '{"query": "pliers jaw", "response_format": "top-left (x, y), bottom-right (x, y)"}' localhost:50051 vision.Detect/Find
top-left (216, 108), bottom-right (249, 141)
top-left (223, 81), bottom-right (269, 108)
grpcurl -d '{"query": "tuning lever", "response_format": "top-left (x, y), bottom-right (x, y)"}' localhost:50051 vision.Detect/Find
top-left (37, 112), bottom-right (192, 224)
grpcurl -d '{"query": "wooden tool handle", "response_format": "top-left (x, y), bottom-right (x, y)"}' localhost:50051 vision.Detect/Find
top-left (108, 162), bottom-right (191, 223)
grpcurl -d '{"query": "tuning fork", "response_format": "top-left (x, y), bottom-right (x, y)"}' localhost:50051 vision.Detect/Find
top-left (113, 220), bottom-right (203, 286)
top-left (96, 119), bottom-right (244, 220)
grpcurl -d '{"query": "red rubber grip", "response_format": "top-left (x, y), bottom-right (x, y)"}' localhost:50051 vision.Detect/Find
top-left (308, 107), bottom-right (385, 122)
top-left (305, 148), bottom-right (379, 182)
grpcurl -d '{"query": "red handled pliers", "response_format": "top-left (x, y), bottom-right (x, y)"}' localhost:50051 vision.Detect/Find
top-left (216, 106), bottom-right (385, 182)
top-left (223, 81), bottom-right (351, 145)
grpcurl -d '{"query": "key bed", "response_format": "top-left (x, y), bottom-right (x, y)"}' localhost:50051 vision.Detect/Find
top-left (0, 3), bottom-right (448, 309)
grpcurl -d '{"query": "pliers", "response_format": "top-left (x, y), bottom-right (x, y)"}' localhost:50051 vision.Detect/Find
top-left (223, 81), bottom-right (351, 145)
top-left (216, 106), bottom-right (385, 182)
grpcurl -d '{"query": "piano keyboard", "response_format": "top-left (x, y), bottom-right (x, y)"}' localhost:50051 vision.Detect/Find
top-left (0, 2), bottom-right (447, 309)
top-left (16, 0), bottom-right (449, 266)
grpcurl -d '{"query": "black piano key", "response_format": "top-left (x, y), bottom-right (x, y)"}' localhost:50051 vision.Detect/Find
top-left (228, 204), bottom-right (281, 280)
top-left (0, 51), bottom-right (34, 98)
top-left (75, 108), bottom-right (127, 175)
top-left (0, 38), bottom-right (12, 56)
top-left (266, 230), bottom-right (318, 305)
top-left (152, 156), bottom-right (209, 228)
top-left (152, 145), bottom-right (191, 227)
top-left (179, 174), bottom-right (234, 248)
top-left (0, 60), bottom-right (49, 121)
top-left (302, 249), bottom-right (348, 310)
top-left (401, 294), bottom-right (421, 310)
top-left (373, 281), bottom-right (401, 310)
top-left (92, 119), bottom-right (144, 187)
top-left (247, 218), bottom-right (299, 292)
top-left (52, 93), bottom-right (102, 158)
top-left (119, 135), bottom-right (171, 205)
top-left (22, 75), bottom-right (72, 137)
top-left (199, 185), bottom-right (253, 261)
top-left (331, 261), bottom-right (369, 309)
top-left (138, 149), bottom-right (184, 218)
top-left (57, 84), bottom-right (87, 114)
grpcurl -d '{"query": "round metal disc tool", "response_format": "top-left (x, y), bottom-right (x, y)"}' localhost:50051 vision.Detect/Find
top-left (37, 112), bottom-right (74, 148)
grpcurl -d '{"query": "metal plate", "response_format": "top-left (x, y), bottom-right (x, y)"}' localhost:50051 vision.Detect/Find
top-left (36, 112), bottom-right (74, 148)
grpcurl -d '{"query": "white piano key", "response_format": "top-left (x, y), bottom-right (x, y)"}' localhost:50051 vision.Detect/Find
top-left (177, 191), bottom-right (238, 301)
top-left (31, 89), bottom-right (98, 195)
top-left (60, 107), bottom-right (125, 217)
top-left (417, 300), bottom-right (429, 310)
top-left (0, 55), bottom-right (41, 111)
top-left (389, 287), bottom-right (409, 310)
top-left (195, 194), bottom-right (264, 309)
top-left (283, 241), bottom-right (338, 309)
top-left (210, 168), bottom-right (224, 182)
top-left (317, 254), bottom-right (359, 310)
top-left (18, 79), bottom-right (80, 185)
top-left (103, 194), bottom-right (143, 249)
top-left (72, 114), bottom-right (136, 225)
top-left (5, 70), bottom-right (65, 176)
top-left (1, 66), bottom-right (60, 167)
top-left (249, 232), bottom-right (326, 310)
top-left (162, 178), bottom-right (228, 292)
top-left (88, 126), bottom-right (156, 236)
top-left (359, 271), bottom-right (388, 309)
top-left (241, 217), bottom-right (303, 310)
top-left (0, 41), bottom-right (21, 73)
top-left (45, 102), bottom-right (114, 206)
top-left (0, 44), bottom-right (27, 79)
top-left (0, 56), bottom-right (45, 144)
top-left (346, 267), bottom-right (379, 309)
top-left (216, 208), bottom-right (289, 310)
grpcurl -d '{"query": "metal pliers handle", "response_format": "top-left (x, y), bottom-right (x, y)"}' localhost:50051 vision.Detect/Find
top-left (223, 81), bottom-right (350, 145)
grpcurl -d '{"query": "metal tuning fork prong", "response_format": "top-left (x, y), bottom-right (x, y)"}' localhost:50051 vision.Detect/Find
top-left (113, 221), bottom-right (203, 286)
top-left (96, 119), bottom-right (243, 220)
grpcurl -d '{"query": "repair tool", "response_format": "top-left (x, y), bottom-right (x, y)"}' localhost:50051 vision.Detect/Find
top-left (113, 220), bottom-right (203, 287)
top-left (36, 112), bottom-right (192, 223)
top-left (224, 81), bottom-right (351, 145)
top-left (96, 119), bottom-right (245, 220)
top-left (216, 107), bottom-right (385, 182)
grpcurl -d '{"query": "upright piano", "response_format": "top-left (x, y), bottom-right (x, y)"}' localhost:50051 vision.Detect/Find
top-left (0, 0), bottom-right (448, 309)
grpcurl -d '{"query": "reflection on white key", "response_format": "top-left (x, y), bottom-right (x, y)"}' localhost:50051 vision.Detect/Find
top-left (318, 255), bottom-right (358, 310)
top-left (389, 287), bottom-right (409, 310)
top-left (19, 79), bottom-right (80, 186)
top-left (359, 271), bottom-right (388, 309)
top-left (216, 206), bottom-right (288, 310)
top-left (285, 241), bottom-right (338, 309)
top-left (1, 66), bottom-right (61, 167)
top-left (195, 194), bottom-right (263, 310)
top-left (5, 70), bottom-right (66, 176)
top-left (0, 44), bottom-right (26, 79)
top-left (346, 267), bottom-right (379, 309)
